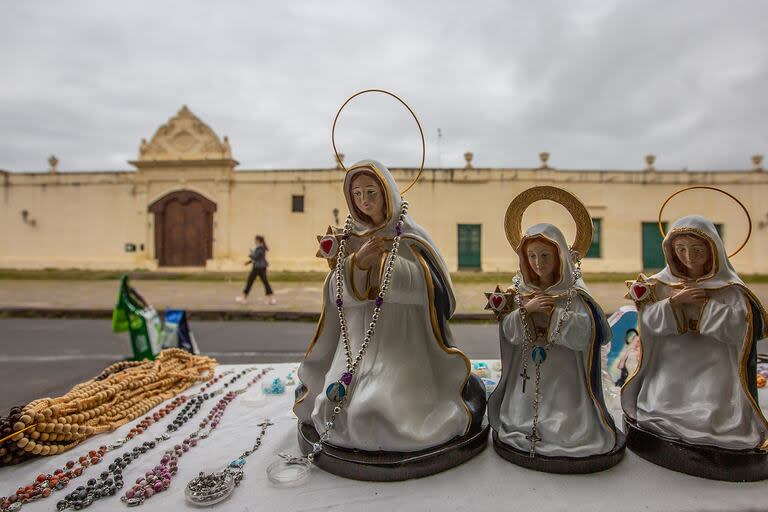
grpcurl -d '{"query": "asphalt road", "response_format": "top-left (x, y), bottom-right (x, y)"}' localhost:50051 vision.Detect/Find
top-left (0, 318), bottom-right (499, 414)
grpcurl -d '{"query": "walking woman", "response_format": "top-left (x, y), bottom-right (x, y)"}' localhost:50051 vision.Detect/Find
top-left (236, 235), bottom-right (276, 304)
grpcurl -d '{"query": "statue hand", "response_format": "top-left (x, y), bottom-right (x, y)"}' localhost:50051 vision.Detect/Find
top-left (355, 237), bottom-right (385, 270)
top-left (523, 294), bottom-right (555, 315)
top-left (670, 287), bottom-right (707, 306)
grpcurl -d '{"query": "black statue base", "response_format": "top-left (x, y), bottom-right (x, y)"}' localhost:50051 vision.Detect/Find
top-left (492, 430), bottom-right (626, 474)
top-left (624, 417), bottom-right (768, 482)
top-left (297, 421), bottom-right (489, 481)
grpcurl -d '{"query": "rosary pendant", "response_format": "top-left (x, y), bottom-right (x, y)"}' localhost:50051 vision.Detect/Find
top-left (325, 381), bottom-right (346, 402)
top-left (531, 347), bottom-right (547, 364)
top-left (519, 368), bottom-right (530, 393)
top-left (525, 429), bottom-right (542, 458)
top-left (325, 371), bottom-right (352, 401)
top-left (185, 470), bottom-right (236, 507)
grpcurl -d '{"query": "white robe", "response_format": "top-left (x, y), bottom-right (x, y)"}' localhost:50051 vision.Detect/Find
top-left (309, 242), bottom-right (471, 451)
top-left (294, 160), bottom-right (474, 453)
top-left (493, 293), bottom-right (616, 456)
top-left (632, 284), bottom-right (765, 449)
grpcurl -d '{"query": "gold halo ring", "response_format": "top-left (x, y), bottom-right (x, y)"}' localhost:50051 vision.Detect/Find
top-left (331, 89), bottom-right (425, 195)
top-left (504, 186), bottom-right (593, 258)
top-left (658, 186), bottom-right (751, 258)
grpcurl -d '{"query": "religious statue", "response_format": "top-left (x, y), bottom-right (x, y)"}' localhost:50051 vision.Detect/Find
top-left (623, 186), bottom-right (768, 481)
top-left (485, 186), bottom-right (625, 473)
top-left (277, 90), bottom-right (487, 483)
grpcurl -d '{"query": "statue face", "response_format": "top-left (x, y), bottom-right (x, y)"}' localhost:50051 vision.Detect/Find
top-left (351, 173), bottom-right (385, 224)
top-left (525, 239), bottom-right (558, 281)
top-left (672, 234), bottom-right (711, 276)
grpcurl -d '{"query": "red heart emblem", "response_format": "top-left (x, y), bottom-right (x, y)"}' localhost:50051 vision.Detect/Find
top-left (491, 294), bottom-right (504, 309)
top-left (631, 283), bottom-right (648, 300)
top-left (320, 238), bottom-right (334, 256)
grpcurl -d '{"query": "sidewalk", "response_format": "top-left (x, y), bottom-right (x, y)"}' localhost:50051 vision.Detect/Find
top-left (2, 279), bottom-right (768, 321)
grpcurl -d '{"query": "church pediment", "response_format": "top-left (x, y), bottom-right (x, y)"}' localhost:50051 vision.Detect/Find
top-left (136, 105), bottom-right (234, 163)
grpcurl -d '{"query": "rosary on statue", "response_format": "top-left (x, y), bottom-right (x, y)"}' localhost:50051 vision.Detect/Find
top-left (267, 201), bottom-right (409, 485)
top-left (513, 257), bottom-right (581, 457)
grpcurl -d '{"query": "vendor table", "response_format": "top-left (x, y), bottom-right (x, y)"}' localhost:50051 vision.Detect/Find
top-left (2, 363), bottom-right (766, 512)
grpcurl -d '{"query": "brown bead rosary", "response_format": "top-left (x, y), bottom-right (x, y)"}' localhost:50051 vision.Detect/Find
top-left (0, 349), bottom-right (216, 466)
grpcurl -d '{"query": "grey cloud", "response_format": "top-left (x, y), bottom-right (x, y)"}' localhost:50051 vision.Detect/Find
top-left (0, 0), bottom-right (766, 172)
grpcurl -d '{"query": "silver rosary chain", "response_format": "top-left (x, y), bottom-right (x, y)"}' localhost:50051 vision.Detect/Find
top-left (512, 257), bottom-right (581, 457)
top-left (308, 199), bottom-right (409, 462)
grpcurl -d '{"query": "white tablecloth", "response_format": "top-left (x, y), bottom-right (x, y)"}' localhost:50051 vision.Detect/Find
top-left (3, 363), bottom-right (767, 512)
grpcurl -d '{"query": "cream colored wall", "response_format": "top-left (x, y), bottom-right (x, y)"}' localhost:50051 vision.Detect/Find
top-left (1, 166), bottom-right (764, 274)
top-left (0, 173), bottom-right (146, 269)
top-left (228, 170), bottom-right (344, 272)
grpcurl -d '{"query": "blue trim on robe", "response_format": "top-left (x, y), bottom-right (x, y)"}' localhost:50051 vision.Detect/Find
top-left (747, 298), bottom-right (763, 400)
top-left (581, 294), bottom-right (618, 435)
top-left (417, 247), bottom-right (486, 432)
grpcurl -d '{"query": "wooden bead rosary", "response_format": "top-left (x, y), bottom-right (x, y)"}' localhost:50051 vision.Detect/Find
top-left (0, 349), bottom-right (216, 466)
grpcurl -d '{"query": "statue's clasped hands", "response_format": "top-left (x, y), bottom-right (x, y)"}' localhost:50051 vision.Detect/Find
top-left (523, 293), bottom-right (556, 315)
top-left (355, 237), bottom-right (386, 270)
top-left (670, 286), bottom-right (708, 307)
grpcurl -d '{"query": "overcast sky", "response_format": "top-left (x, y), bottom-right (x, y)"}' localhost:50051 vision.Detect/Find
top-left (1, 1), bottom-right (766, 172)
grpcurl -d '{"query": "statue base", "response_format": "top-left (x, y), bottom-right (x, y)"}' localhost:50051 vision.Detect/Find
top-left (297, 421), bottom-right (489, 481)
top-left (492, 430), bottom-right (626, 474)
top-left (624, 417), bottom-right (768, 482)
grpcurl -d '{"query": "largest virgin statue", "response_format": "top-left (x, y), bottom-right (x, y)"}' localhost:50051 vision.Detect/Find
top-left (623, 186), bottom-right (768, 481)
top-left (290, 91), bottom-right (487, 482)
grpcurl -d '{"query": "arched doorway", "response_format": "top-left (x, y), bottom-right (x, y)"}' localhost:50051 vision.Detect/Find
top-left (148, 190), bottom-right (216, 267)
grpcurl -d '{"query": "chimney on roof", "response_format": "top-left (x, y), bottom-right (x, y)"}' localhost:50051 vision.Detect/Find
top-left (645, 154), bottom-right (656, 172)
top-left (752, 154), bottom-right (763, 172)
top-left (464, 151), bottom-right (473, 169)
top-left (335, 153), bottom-right (345, 170)
top-left (48, 155), bottom-right (59, 174)
top-left (539, 152), bottom-right (550, 169)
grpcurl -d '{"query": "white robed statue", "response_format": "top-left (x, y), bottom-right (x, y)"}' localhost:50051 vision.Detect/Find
top-left (485, 187), bottom-right (624, 473)
top-left (623, 200), bottom-right (768, 480)
top-left (288, 90), bottom-right (486, 482)
top-left (295, 160), bottom-right (484, 453)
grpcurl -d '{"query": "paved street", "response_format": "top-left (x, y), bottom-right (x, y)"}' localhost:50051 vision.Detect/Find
top-left (0, 318), bottom-right (499, 414)
top-left (0, 278), bottom-right (648, 316)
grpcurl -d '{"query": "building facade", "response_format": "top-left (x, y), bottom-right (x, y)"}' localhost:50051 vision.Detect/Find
top-left (1, 107), bottom-right (766, 274)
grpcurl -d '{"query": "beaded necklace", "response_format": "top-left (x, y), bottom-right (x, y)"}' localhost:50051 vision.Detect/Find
top-left (1, 350), bottom-right (216, 466)
top-left (121, 368), bottom-right (272, 507)
top-left (53, 368), bottom-right (260, 511)
top-left (268, 201), bottom-right (408, 484)
top-left (512, 258), bottom-right (582, 457)
top-left (1, 395), bottom-right (189, 512)
top-left (0, 365), bottom-right (221, 512)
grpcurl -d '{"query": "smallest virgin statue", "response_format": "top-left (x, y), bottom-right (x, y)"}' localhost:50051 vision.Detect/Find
top-left (485, 186), bottom-right (625, 473)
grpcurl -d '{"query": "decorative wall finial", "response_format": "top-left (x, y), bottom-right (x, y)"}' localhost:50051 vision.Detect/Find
top-left (645, 154), bottom-right (656, 172)
top-left (539, 152), bottom-right (550, 169)
top-left (48, 155), bottom-right (59, 174)
top-left (464, 151), bottom-right (474, 169)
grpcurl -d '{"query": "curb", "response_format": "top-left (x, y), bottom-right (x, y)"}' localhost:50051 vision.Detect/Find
top-left (0, 308), bottom-right (494, 323)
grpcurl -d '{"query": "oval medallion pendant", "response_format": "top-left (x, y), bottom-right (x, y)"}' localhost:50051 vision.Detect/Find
top-left (325, 381), bottom-right (346, 402)
top-left (185, 470), bottom-right (235, 507)
top-left (531, 347), bottom-right (547, 364)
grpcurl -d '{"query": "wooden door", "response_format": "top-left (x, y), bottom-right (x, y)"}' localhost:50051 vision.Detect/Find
top-left (149, 190), bottom-right (216, 267)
